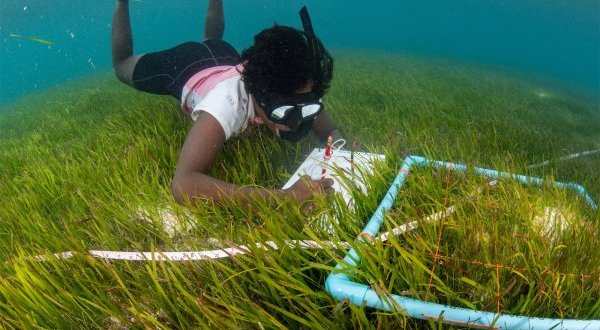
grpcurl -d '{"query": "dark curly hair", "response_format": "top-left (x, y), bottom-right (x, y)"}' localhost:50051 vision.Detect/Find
top-left (240, 25), bottom-right (333, 108)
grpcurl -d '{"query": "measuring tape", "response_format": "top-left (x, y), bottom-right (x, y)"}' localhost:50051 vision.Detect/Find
top-left (33, 206), bottom-right (455, 262)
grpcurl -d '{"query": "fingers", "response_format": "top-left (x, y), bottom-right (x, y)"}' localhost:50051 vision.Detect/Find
top-left (312, 177), bottom-right (335, 197)
top-left (292, 177), bottom-right (336, 215)
top-left (314, 177), bottom-right (333, 189)
top-left (289, 175), bottom-right (335, 204)
top-left (300, 175), bottom-right (332, 187)
top-left (274, 123), bottom-right (291, 132)
top-left (319, 177), bottom-right (334, 188)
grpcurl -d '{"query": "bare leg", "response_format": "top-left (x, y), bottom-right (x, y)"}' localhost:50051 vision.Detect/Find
top-left (204, 0), bottom-right (224, 40)
top-left (112, 0), bottom-right (142, 86)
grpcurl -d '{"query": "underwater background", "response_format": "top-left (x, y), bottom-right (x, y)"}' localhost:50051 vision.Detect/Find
top-left (2, 2), bottom-right (600, 328)
top-left (1, 0), bottom-right (599, 105)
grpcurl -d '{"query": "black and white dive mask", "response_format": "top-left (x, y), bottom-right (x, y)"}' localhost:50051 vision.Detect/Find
top-left (258, 91), bottom-right (323, 142)
top-left (262, 91), bottom-right (322, 126)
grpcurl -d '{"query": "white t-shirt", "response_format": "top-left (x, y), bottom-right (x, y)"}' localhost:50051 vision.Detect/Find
top-left (180, 64), bottom-right (255, 140)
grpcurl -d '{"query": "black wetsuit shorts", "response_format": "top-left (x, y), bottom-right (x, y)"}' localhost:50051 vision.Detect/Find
top-left (132, 39), bottom-right (241, 100)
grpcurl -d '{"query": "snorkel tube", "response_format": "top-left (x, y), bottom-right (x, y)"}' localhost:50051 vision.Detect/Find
top-left (299, 6), bottom-right (332, 98)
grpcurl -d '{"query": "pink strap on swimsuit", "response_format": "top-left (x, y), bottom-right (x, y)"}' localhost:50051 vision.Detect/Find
top-left (181, 64), bottom-right (243, 114)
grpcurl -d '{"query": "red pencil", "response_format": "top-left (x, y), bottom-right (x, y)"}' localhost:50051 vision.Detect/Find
top-left (322, 136), bottom-right (333, 178)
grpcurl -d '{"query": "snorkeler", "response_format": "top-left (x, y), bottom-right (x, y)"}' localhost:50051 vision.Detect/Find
top-left (111, 0), bottom-right (342, 207)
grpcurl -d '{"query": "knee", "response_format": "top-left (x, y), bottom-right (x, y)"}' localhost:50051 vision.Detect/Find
top-left (113, 69), bottom-right (128, 84)
top-left (112, 60), bottom-right (134, 85)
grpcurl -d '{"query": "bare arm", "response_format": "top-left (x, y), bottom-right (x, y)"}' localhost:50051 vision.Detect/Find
top-left (312, 111), bottom-right (342, 141)
top-left (172, 112), bottom-right (333, 207)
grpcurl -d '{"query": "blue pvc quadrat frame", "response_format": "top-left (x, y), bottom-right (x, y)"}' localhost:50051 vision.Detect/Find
top-left (325, 155), bottom-right (599, 330)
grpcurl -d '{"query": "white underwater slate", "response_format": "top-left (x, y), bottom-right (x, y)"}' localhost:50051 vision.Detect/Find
top-left (283, 148), bottom-right (385, 232)
top-left (283, 148), bottom-right (385, 206)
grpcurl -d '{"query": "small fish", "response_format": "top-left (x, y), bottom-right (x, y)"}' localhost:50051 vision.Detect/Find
top-left (9, 33), bottom-right (54, 46)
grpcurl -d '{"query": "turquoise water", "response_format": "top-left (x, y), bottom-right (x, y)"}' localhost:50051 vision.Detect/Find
top-left (0, 0), bottom-right (598, 105)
